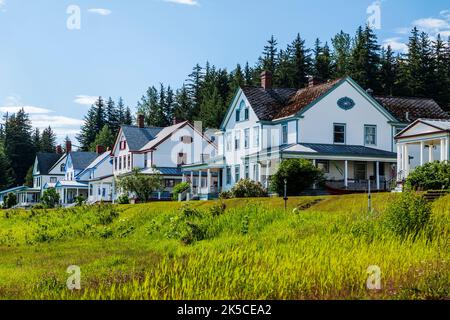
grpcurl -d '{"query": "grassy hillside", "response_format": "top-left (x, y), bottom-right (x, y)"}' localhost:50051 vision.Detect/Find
top-left (0, 194), bottom-right (448, 300)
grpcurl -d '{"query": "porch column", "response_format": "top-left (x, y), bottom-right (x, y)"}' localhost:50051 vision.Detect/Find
top-left (344, 160), bottom-right (348, 188)
top-left (440, 138), bottom-right (446, 162)
top-left (397, 144), bottom-right (402, 173)
top-left (190, 171), bottom-right (194, 194)
top-left (312, 159), bottom-right (317, 190)
top-left (198, 170), bottom-right (202, 194)
top-left (428, 144), bottom-right (434, 162)
top-left (404, 144), bottom-right (410, 176)
top-left (182, 173), bottom-right (186, 183)
top-left (376, 161), bottom-right (380, 190)
top-left (265, 160), bottom-right (270, 189)
top-left (420, 141), bottom-right (425, 166)
top-left (207, 169), bottom-right (211, 194)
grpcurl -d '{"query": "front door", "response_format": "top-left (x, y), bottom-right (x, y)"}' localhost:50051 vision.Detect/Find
top-left (354, 162), bottom-right (367, 181)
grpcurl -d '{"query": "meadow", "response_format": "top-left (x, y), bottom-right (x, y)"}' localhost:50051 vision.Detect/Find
top-left (0, 193), bottom-right (448, 300)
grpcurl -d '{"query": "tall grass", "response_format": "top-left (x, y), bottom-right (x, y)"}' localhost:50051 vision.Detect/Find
top-left (0, 194), bottom-right (448, 300)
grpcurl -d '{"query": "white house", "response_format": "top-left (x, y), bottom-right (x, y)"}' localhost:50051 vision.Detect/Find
top-left (112, 116), bottom-right (216, 201)
top-left (395, 119), bottom-right (450, 187)
top-left (83, 149), bottom-right (114, 204)
top-left (183, 72), bottom-right (449, 196)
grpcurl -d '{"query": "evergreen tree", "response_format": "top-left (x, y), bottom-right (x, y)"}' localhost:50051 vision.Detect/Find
top-left (106, 97), bottom-right (120, 136)
top-left (77, 97), bottom-right (107, 151)
top-left (186, 64), bottom-right (204, 117)
top-left (380, 46), bottom-right (397, 96)
top-left (244, 62), bottom-right (253, 85)
top-left (432, 34), bottom-right (450, 109)
top-left (137, 86), bottom-right (166, 127)
top-left (260, 35), bottom-right (278, 76)
top-left (165, 86), bottom-right (175, 124)
top-left (199, 86), bottom-right (225, 129)
top-left (331, 31), bottom-right (352, 77)
top-left (4, 109), bottom-right (35, 186)
top-left (32, 128), bottom-right (41, 152)
top-left (40, 126), bottom-right (57, 153)
top-left (290, 33), bottom-right (311, 88)
top-left (173, 85), bottom-right (194, 121)
top-left (90, 125), bottom-right (115, 151)
top-left (276, 48), bottom-right (294, 87)
top-left (0, 139), bottom-right (14, 190)
top-left (313, 39), bottom-right (333, 81)
top-left (124, 107), bottom-right (133, 125)
top-left (117, 97), bottom-right (126, 124)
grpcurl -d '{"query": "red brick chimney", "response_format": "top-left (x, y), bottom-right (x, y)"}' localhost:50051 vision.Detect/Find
top-left (261, 71), bottom-right (272, 90)
top-left (56, 145), bottom-right (63, 155)
top-left (65, 140), bottom-right (72, 154)
top-left (137, 114), bottom-right (145, 128)
top-left (96, 145), bottom-right (105, 154)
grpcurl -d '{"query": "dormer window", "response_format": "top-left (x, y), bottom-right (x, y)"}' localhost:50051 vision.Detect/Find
top-left (60, 163), bottom-right (66, 172)
top-left (236, 109), bottom-right (241, 122)
top-left (236, 101), bottom-right (248, 122)
top-left (244, 107), bottom-right (249, 121)
top-left (181, 136), bottom-right (193, 144)
top-left (120, 139), bottom-right (127, 150)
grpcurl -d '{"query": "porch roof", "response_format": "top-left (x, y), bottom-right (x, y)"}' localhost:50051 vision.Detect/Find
top-left (247, 143), bottom-right (397, 161)
top-left (55, 180), bottom-right (89, 189)
top-left (182, 156), bottom-right (226, 171)
top-left (0, 186), bottom-right (40, 196)
top-left (140, 167), bottom-right (183, 176)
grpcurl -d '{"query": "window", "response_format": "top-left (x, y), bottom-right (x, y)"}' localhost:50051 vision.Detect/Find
top-left (102, 188), bottom-right (106, 197)
top-left (235, 165), bottom-right (240, 182)
top-left (119, 157), bottom-right (122, 170)
top-left (60, 164), bottom-right (66, 172)
top-left (226, 167), bottom-right (232, 185)
top-left (244, 129), bottom-right (250, 149)
top-left (120, 140), bottom-right (127, 150)
top-left (89, 185), bottom-right (93, 196)
top-left (50, 177), bottom-right (57, 183)
top-left (253, 127), bottom-right (260, 148)
top-left (236, 109), bottom-right (241, 122)
top-left (253, 164), bottom-right (260, 181)
top-left (178, 153), bottom-right (187, 165)
top-left (282, 124), bottom-right (288, 145)
top-left (98, 187), bottom-right (101, 195)
top-left (181, 136), bottom-right (193, 144)
top-left (316, 160), bottom-right (330, 173)
top-left (165, 179), bottom-right (176, 188)
top-left (364, 125), bottom-right (377, 146)
top-left (128, 154), bottom-right (131, 168)
top-left (226, 132), bottom-right (232, 152)
top-left (235, 131), bottom-right (241, 150)
top-left (114, 157), bottom-right (118, 170)
top-left (244, 107), bottom-right (249, 121)
top-left (244, 160), bottom-right (250, 179)
top-left (144, 153), bottom-right (148, 168)
top-left (333, 124), bottom-right (346, 144)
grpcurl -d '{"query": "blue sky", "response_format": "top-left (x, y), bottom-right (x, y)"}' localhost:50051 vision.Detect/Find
top-left (0, 0), bottom-right (449, 142)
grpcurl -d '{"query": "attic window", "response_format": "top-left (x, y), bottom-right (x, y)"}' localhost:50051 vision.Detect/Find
top-left (181, 136), bottom-right (193, 144)
top-left (120, 140), bottom-right (127, 150)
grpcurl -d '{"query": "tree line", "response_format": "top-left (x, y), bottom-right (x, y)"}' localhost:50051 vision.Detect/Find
top-left (0, 110), bottom-right (57, 189)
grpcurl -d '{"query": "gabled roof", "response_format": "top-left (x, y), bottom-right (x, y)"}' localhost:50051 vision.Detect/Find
top-left (36, 153), bottom-right (63, 175)
top-left (395, 118), bottom-right (450, 139)
top-left (374, 96), bottom-right (449, 123)
top-left (284, 143), bottom-right (397, 158)
top-left (419, 119), bottom-right (450, 130)
top-left (241, 86), bottom-right (297, 121)
top-left (77, 152), bottom-right (111, 177)
top-left (140, 121), bottom-right (189, 151)
top-left (69, 152), bottom-right (98, 171)
top-left (121, 125), bottom-right (164, 151)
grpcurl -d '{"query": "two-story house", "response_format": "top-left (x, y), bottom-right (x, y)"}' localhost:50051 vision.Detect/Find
top-left (112, 116), bottom-right (216, 201)
top-left (183, 72), bottom-right (449, 196)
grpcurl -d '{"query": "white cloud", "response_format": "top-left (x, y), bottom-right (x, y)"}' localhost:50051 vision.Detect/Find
top-left (0, 0), bottom-right (5, 10)
top-left (382, 38), bottom-right (408, 53)
top-left (164, 0), bottom-right (199, 6)
top-left (74, 95), bottom-right (98, 106)
top-left (0, 105), bottom-right (53, 114)
top-left (88, 8), bottom-right (112, 16)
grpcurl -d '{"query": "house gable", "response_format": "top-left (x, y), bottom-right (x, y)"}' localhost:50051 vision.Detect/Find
top-left (220, 89), bottom-right (261, 131)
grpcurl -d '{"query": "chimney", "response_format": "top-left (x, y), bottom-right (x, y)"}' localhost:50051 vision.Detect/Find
top-left (308, 76), bottom-right (321, 88)
top-left (137, 114), bottom-right (145, 128)
top-left (56, 145), bottom-right (63, 155)
top-left (96, 145), bottom-right (105, 154)
top-left (65, 140), bottom-right (72, 154)
top-left (261, 71), bottom-right (272, 90)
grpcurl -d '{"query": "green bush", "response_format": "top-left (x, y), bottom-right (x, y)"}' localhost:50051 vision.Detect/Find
top-left (41, 188), bottom-right (60, 209)
top-left (405, 161), bottom-right (450, 191)
top-left (172, 182), bottom-right (190, 201)
top-left (209, 201), bottom-right (226, 217)
top-left (219, 190), bottom-right (232, 199)
top-left (385, 192), bottom-right (432, 239)
top-left (271, 159), bottom-right (324, 196)
top-left (117, 194), bottom-right (130, 204)
top-left (96, 206), bottom-right (120, 225)
top-left (74, 196), bottom-right (86, 207)
top-left (4, 192), bottom-right (17, 209)
top-left (230, 179), bottom-right (267, 198)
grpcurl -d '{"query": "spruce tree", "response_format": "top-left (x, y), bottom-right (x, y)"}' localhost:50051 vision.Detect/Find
top-left (380, 46), bottom-right (397, 96)
top-left (40, 126), bottom-right (57, 153)
top-left (260, 35), bottom-right (278, 76)
top-left (186, 64), bottom-right (204, 117)
top-left (244, 62), bottom-right (253, 85)
top-left (290, 33), bottom-right (311, 88)
top-left (90, 125), bottom-right (115, 151)
top-left (313, 39), bottom-right (333, 81)
top-left (173, 85), bottom-right (194, 121)
top-left (32, 128), bottom-right (41, 152)
top-left (331, 31), bottom-right (352, 77)
top-left (106, 97), bottom-right (120, 136)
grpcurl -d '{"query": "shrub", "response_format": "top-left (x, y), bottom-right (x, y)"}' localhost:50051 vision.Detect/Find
top-left (116, 168), bottom-right (163, 203)
top-left (96, 206), bottom-right (120, 225)
top-left (32, 203), bottom-right (46, 210)
top-left (219, 190), bottom-right (232, 199)
top-left (209, 201), bottom-right (226, 217)
top-left (230, 179), bottom-right (267, 198)
top-left (74, 196), bottom-right (86, 207)
top-left (385, 192), bottom-right (432, 239)
top-left (4, 193), bottom-right (17, 209)
top-left (271, 159), bottom-right (324, 196)
top-left (117, 194), bottom-right (130, 205)
top-left (172, 182), bottom-right (190, 201)
top-left (41, 188), bottom-right (60, 209)
top-left (405, 161), bottom-right (450, 191)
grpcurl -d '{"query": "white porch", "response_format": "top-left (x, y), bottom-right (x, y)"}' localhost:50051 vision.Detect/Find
top-left (395, 119), bottom-right (450, 182)
top-left (55, 181), bottom-right (89, 205)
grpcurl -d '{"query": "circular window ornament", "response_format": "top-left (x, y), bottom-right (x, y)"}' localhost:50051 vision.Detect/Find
top-left (337, 97), bottom-right (355, 110)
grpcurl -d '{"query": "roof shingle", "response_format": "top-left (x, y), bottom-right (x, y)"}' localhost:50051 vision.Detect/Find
top-left (121, 125), bottom-right (164, 151)
top-left (36, 153), bottom-right (63, 175)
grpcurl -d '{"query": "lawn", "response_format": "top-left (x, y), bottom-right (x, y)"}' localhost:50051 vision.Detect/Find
top-left (0, 193), bottom-right (448, 300)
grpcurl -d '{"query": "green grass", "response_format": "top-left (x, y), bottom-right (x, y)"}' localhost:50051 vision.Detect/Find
top-left (0, 194), bottom-right (448, 300)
